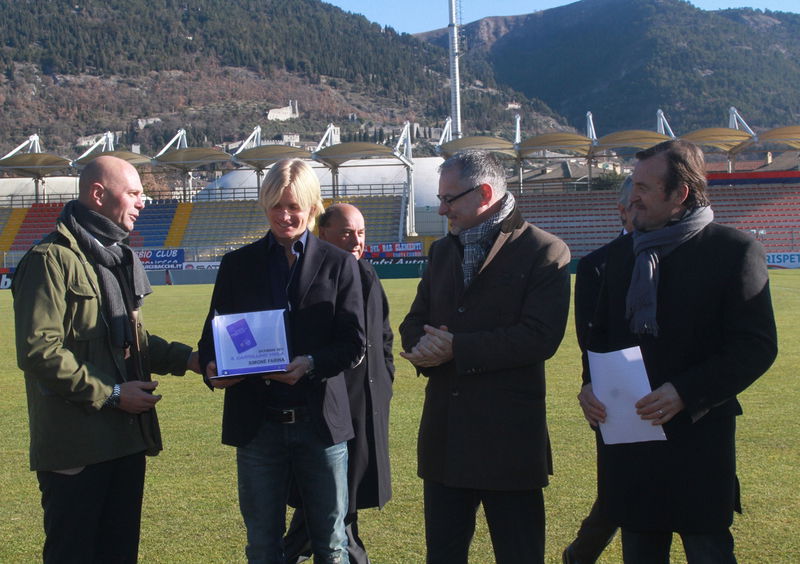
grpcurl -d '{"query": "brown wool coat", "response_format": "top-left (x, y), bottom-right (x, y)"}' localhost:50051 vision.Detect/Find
top-left (400, 208), bottom-right (571, 490)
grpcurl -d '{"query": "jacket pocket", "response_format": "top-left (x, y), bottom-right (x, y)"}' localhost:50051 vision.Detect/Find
top-left (66, 280), bottom-right (104, 341)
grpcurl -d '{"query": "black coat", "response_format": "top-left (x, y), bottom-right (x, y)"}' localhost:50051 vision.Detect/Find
top-left (198, 232), bottom-right (365, 447)
top-left (585, 223), bottom-right (777, 531)
top-left (574, 239), bottom-right (615, 352)
top-left (400, 208), bottom-right (571, 490)
top-left (345, 260), bottom-right (394, 511)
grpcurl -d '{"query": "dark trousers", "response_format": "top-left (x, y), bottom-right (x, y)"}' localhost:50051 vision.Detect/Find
top-left (423, 480), bottom-right (545, 564)
top-left (37, 452), bottom-right (147, 564)
top-left (568, 499), bottom-right (618, 563)
top-left (621, 528), bottom-right (737, 564)
top-left (283, 510), bottom-right (368, 564)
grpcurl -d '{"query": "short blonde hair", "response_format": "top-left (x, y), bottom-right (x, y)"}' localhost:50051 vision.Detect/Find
top-left (258, 159), bottom-right (324, 231)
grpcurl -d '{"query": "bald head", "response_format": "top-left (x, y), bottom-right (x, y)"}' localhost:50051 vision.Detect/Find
top-left (78, 156), bottom-right (144, 232)
top-left (318, 203), bottom-right (366, 259)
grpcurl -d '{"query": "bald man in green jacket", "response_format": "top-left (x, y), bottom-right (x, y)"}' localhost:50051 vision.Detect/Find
top-left (13, 156), bottom-right (200, 563)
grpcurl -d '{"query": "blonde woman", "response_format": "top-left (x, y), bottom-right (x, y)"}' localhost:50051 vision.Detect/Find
top-left (199, 159), bottom-right (364, 564)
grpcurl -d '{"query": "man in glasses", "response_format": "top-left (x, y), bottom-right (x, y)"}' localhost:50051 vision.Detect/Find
top-left (400, 150), bottom-right (571, 564)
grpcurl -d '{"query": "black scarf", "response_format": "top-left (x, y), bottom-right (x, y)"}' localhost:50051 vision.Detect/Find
top-left (59, 200), bottom-right (152, 349)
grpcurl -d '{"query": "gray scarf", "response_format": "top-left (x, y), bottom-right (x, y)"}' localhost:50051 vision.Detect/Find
top-left (458, 192), bottom-right (515, 287)
top-left (59, 200), bottom-right (152, 349)
top-left (626, 206), bottom-right (714, 336)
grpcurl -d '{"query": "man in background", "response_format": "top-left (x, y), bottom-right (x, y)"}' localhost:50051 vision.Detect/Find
top-left (563, 177), bottom-right (632, 564)
top-left (580, 140), bottom-right (777, 562)
top-left (284, 203), bottom-right (394, 564)
top-left (400, 151), bottom-right (571, 564)
top-left (13, 155), bottom-right (200, 563)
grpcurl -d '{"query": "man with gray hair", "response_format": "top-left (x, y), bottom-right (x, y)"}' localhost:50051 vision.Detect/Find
top-left (400, 150), bottom-right (571, 563)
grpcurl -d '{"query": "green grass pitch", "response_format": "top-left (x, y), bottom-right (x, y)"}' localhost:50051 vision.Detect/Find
top-left (1, 272), bottom-right (797, 562)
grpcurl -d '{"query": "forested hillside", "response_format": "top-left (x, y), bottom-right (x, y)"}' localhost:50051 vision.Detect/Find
top-left (422, 0), bottom-right (800, 133)
top-left (0, 0), bottom-right (562, 154)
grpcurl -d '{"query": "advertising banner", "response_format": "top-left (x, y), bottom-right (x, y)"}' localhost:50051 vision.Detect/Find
top-left (363, 242), bottom-right (424, 259)
top-left (135, 249), bottom-right (185, 270)
top-left (0, 268), bottom-right (13, 290)
top-left (183, 261), bottom-right (221, 270)
top-left (767, 253), bottom-right (800, 269)
top-left (366, 256), bottom-right (428, 279)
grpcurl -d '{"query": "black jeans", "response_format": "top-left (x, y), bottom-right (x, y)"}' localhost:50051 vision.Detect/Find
top-left (37, 452), bottom-right (146, 564)
top-left (621, 528), bottom-right (737, 564)
top-left (423, 480), bottom-right (545, 564)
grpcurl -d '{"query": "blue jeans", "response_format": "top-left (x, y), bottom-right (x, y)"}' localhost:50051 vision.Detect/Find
top-left (621, 528), bottom-right (736, 564)
top-left (237, 419), bottom-right (349, 564)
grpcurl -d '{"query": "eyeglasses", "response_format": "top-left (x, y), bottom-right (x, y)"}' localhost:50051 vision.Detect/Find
top-left (436, 185), bottom-right (481, 205)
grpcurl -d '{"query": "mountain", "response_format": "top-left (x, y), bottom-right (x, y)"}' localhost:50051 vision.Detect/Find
top-left (420, 0), bottom-right (800, 134)
top-left (0, 0), bottom-right (564, 155)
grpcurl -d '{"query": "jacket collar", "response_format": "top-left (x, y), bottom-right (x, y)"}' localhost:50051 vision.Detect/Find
top-left (55, 221), bottom-right (88, 257)
top-left (479, 205), bottom-right (525, 274)
top-left (499, 205), bottom-right (525, 234)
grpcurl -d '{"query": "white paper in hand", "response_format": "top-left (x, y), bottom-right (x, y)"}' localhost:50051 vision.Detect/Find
top-left (588, 346), bottom-right (667, 445)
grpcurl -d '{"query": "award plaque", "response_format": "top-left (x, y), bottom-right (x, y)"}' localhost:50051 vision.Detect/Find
top-left (211, 309), bottom-right (291, 378)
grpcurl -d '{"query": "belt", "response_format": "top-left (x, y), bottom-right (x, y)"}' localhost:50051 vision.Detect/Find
top-left (264, 406), bottom-right (309, 424)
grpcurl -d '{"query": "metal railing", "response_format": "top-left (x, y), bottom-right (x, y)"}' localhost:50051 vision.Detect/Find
top-left (0, 182), bottom-right (408, 207)
top-left (195, 183), bottom-right (406, 202)
top-left (0, 192), bottom-right (78, 207)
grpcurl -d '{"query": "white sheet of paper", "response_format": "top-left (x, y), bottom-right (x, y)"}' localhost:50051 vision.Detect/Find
top-left (588, 346), bottom-right (667, 445)
top-left (211, 309), bottom-right (290, 378)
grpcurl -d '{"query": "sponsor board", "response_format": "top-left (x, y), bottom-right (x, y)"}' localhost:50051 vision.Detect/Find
top-left (366, 257), bottom-right (428, 266)
top-left (135, 249), bottom-right (185, 270)
top-left (363, 242), bottom-right (424, 259)
top-left (0, 268), bottom-right (12, 290)
top-left (183, 262), bottom-right (221, 270)
top-left (767, 253), bottom-right (800, 269)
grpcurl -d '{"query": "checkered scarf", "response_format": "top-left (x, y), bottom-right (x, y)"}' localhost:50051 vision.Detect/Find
top-left (458, 192), bottom-right (516, 287)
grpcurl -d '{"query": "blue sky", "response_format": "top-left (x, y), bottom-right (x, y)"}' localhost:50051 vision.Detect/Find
top-left (323, 0), bottom-right (800, 34)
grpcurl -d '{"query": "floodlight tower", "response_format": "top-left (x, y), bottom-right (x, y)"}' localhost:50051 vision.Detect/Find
top-left (448, 0), bottom-right (463, 139)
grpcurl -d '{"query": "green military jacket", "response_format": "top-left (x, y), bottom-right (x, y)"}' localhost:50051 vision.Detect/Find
top-left (13, 222), bottom-right (191, 471)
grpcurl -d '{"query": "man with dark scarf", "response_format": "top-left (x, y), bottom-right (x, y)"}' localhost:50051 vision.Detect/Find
top-left (400, 151), bottom-right (571, 564)
top-left (580, 140), bottom-right (777, 563)
top-left (13, 156), bottom-right (200, 563)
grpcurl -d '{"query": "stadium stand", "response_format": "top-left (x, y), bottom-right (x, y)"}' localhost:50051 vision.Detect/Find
top-left (165, 202), bottom-right (192, 247)
top-left (327, 195), bottom-right (404, 245)
top-left (1, 180), bottom-right (796, 264)
top-left (517, 191), bottom-right (622, 258)
top-left (0, 207), bottom-right (20, 252)
top-left (179, 200), bottom-right (267, 259)
top-left (131, 200), bottom-right (179, 247)
top-left (10, 203), bottom-right (63, 251)
top-left (707, 183), bottom-right (800, 252)
top-left (518, 182), bottom-right (800, 258)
